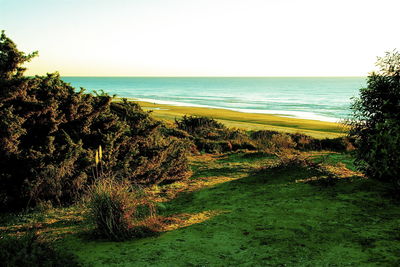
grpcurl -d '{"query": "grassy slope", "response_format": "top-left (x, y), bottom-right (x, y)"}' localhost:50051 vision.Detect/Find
top-left (47, 152), bottom-right (399, 266)
top-left (123, 99), bottom-right (346, 139)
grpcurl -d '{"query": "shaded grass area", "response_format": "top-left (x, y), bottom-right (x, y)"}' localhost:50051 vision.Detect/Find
top-left (1, 151), bottom-right (399, 266)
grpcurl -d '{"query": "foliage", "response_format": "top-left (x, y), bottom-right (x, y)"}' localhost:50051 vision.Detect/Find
top-left (267, 150), bottom-right (342, 187)
top-left (269, 133), bottom-right (297, 151)
top-left (87, 177), bottom-right (158, 241)
top-left (175, 115), bottom-right (225, 134)
top-left (271, 150), bottom-right (311, 168)
top-left (175, 115), bottom-right (256, 153)
top-left (0, 231), bottom-right (80, 267)
top-left (349, 50), bottom-right (400, 187)
top-left (0, 31), bottom-right (191, 210)
top-left (175, 116), bottom-right (351, 154)
top-left (250, 130), bottom-right (354, 152)
top-left (88, 178), bottom-right (134, 241)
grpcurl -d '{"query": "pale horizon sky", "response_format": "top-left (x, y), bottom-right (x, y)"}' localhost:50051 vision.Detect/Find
top-left (1, 0), bottom-right (399, 76)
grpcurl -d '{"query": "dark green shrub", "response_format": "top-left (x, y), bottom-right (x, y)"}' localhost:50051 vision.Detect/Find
top-left (104, 100), bottom-right (193, 185)
top-left (318, 137), bottom-right (353, 152)
top-left (160, 125), bottom-right (192, 139)
top-left (175, 115), bottom-right (225, 134)
top-left (250, 130), bottom-right (280, 140)
top-left (0, 32), bottom-right (191, 210)
top-left (230, 139), bottom-right (257, 151)
top-left (176, 115), bottom-right (255, 153)
top-left (349, 50), bottom-right (400, 188)
top-left (250, 131), bottom-right (297, 152)
top-left (250, 130), bottom-right (353, 152)
top-left (195, 139), bottom-right (232, 153)
top-left (0, 231), bottom-right (80, 267)
top-left (270, 133), bottom-right (297, 151)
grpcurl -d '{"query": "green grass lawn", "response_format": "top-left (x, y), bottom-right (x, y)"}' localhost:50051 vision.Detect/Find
top-left (2, 151), bottom-right (400, 266)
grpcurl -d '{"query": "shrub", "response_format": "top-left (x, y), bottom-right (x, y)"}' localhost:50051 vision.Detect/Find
top-left (250, 131), bottom-right (297, 152)
top-left (250, 130), bottom-right (353, 152)
top-left (175, 115), bottom-right (256, 153)
top-left (0, 231), bottom-right (80, 267)
top-left (195, 139), bottom-right (232, 154)
top-left (0, 32), bottom-right (192, 210)
top-left (318, 137), bottom-right (353, 152)
top-left (271, 150), bottom-right (312, 169)
top-left (250, 130), bottom-right (280, 140)
top-left (104, 102), bottom-right (193, 185)
top-left (349, 50), bottom-right (400, 188)
top-left (175, 115), bottom-right (225, 135)
top-left (270, 133), bottom-right (297, 151)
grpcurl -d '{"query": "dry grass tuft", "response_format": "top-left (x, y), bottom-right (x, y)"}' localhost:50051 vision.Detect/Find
top-left (87, 177), bottom-right (158, 241)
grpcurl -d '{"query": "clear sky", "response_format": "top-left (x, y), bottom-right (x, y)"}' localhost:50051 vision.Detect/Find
top-left (1, 0), bottom-right (399, 76)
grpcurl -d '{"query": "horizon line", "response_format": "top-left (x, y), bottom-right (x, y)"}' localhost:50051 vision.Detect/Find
top-left (59, 75), bottom-right (367, 78)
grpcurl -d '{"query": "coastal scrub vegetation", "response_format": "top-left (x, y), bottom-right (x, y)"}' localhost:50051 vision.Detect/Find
top-left (1, 31), bottom-right (400, 266)
top-left (250, 130), bottom-right (354, 152)
top-left (175, 115), bottom-right (256, 153)
top-left (349, 50), bottom-right (400, 189)
top-left (0, 31), bottom-right (192, 211)
top-left (175, 115), bottom-right (353, 154)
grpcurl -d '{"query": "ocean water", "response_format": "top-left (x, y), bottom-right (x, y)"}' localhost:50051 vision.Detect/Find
top-left (62, 77), bottom-right (366, 122)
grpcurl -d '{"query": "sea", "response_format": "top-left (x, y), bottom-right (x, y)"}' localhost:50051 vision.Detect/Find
top-left (62, 77), bottom-right (366, 123)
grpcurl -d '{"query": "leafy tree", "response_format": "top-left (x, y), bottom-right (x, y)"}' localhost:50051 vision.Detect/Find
top-left (349, 50), bottom-right (400, 188)
top-left (0, 31), bottom-right (191, 210)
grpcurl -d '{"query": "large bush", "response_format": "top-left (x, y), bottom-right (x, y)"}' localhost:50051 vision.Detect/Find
top-left (349, 50), bottom-right (400, 187)
top-left (0, 31), bottom-right (191, 210)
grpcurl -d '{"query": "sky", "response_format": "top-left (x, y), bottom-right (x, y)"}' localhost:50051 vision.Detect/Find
top-left (1, 0), bottom-right (399, 76)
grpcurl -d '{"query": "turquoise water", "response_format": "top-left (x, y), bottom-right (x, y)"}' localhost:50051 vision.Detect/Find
top-left (62, 77), bottom-right (366, 122)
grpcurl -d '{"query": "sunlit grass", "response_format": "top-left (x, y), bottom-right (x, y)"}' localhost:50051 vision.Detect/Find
top-left (157, 210), bottom-right (227, 232)
top-left (117, 98), bottom-right (346, 138)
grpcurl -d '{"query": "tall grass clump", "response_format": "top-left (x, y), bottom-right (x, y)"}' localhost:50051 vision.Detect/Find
top-left (87, 177), bottom-right (159, 241)
top-left (87, 177), bottom-right (135, 241)
top-left (87, 146), bottom-right (158, 241)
